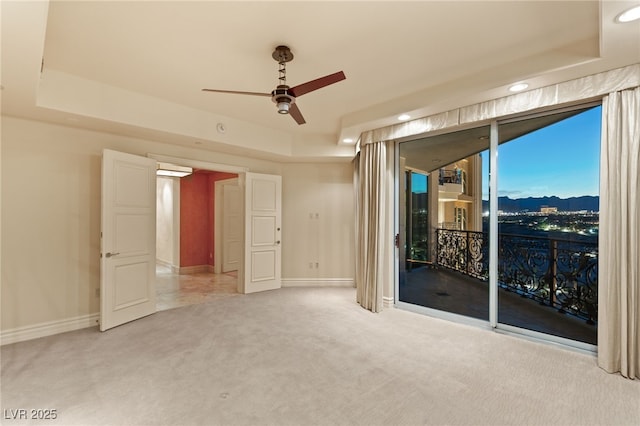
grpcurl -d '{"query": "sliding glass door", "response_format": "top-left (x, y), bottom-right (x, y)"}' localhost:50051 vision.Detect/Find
top-left (398, 126), bottom-right (490, 321)
top-left (496, 105), bottom-right (600, 345)
top-left (397, 104), bottom-right (600, 347)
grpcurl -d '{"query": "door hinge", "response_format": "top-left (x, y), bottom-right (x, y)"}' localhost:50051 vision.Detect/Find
top-left (395, 234), bottom-right (400, 248)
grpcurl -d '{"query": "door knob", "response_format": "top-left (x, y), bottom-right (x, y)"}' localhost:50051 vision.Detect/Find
top-left (105, 252), bottom-right (120, 258)
top-left (276, 241), bottom-right (281, 245)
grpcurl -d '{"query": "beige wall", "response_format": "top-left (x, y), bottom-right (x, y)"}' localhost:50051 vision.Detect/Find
top-left (469, 154), bottom-right (483, 232)
top-left (156, 176), bottom-right (180, 268)
top-left (281, 163), bottom-right (355, 281)
top-left (2, 117), bottom-right (102, 330)
top-left (3, 117), bottom-right (359, 333)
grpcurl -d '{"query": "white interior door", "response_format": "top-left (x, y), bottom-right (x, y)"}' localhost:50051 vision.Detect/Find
top-left (100, 149), bottom-right (157, 331)
top-left (242, 172), bottom-right (282, 294)
top-left (222, 179), bottom-right (241, 272)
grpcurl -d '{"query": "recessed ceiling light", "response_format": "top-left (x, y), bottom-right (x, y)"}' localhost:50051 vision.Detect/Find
top-left (509, 83), bottom-right (529, 92)
top-left (616, 5), bottom-right (640, 23)
top-left (156, 162), bottom-right (193, 178)
top-left (398, 114), bottom-right (411, 121)
top-left (342, 138), bottom-right (354, 143)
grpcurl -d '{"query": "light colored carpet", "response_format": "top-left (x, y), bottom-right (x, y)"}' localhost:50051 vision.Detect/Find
top-left (1, 287), bottom-right (639, 426)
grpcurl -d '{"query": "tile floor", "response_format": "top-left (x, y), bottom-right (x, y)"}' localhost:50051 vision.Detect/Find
top-left (400, 265), bottom-right (597, 344)
top-left (155, 264), bottom-right (239, 311)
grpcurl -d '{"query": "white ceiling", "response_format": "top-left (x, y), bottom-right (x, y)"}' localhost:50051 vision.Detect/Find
top-left (2, 1), bottom-right (639, 161)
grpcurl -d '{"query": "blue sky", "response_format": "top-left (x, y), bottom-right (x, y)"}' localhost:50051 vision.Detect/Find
top-left (410, 106), bottom-right (601, 198)
top-left (483, 106), bottom-right (601, 199)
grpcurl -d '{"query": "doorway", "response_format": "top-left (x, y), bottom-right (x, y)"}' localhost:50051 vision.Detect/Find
top-left (155, 169), bottom-right (240, 311)
top-left (155, 263), bottom-right (238, 311)
top-left (100, 152), bottom-right (282, 330)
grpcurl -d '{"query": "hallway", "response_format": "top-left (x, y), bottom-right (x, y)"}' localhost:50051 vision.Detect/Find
top-left (155, 265), bottom-right (239, 311)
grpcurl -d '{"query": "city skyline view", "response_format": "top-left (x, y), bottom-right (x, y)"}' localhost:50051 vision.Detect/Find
top-left (483, 105), bottom-right (601, 200)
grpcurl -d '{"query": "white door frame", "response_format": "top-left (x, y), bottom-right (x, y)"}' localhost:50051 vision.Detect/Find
top-left (148, 154), bottom-right (248, 175)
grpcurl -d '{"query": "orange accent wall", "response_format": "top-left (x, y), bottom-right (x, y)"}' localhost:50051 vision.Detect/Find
top-left (180, 171), bottom-right (238, 268)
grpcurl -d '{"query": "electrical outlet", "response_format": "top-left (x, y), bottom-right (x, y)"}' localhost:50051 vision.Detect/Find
top-left (315, 262), bottom-right (319, 269)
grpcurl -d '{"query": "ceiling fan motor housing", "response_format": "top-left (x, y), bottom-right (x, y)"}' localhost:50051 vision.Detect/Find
top-left (272, 85), bottom-right (295, 114)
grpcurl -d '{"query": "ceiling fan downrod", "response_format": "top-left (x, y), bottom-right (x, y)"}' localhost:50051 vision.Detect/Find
top-left (272, 45), bottom-right (294, 88)
top-left (278, 61), bottom-right (287, 86)
top-left (271, 45), bottom-right (296, 114)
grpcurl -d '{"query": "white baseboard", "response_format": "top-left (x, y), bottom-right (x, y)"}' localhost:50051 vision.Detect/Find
top-left (383, 296), bottom-right (395, 308)
top-left (156, 259), bottom-right (180, 273)
top-left (281, 278), bottom-right (355, 288)
top-left (1, 313), bottom-right (99, 346)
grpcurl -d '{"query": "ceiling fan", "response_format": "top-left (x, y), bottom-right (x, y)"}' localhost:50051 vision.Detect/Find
top-left (202, 45), bottom-right (346, 125)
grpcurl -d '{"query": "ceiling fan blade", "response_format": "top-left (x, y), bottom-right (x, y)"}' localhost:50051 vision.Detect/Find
top-left (201, 88), bottom-right (271, 97)
top-left (289, 71), bottom-right (346, 97)
top-left (289, 103), bottom-right (306, 125)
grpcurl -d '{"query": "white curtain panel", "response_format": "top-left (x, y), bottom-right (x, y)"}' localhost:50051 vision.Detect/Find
top-left (598, 87), bottom-right (640, 379)
top-left (354, 142), bottom-right (388, 312)
top-left (353, 153), bottom-right (363, 299)
top-left (360, 64), bottom-right (639, 147)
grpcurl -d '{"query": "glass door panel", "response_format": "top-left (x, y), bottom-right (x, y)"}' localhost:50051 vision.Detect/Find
top-left (496, 106), bottom-right (600, 344)
top-left (399, 126), bottom-right (490, 321)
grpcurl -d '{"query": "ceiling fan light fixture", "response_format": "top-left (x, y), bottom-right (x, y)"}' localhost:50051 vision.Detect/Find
top-left (277, 100), bottom-right (290, 114)
top-left (156, 162), bottom-right (192, 178)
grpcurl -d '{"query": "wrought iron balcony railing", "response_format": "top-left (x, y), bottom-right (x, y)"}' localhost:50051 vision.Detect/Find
top-left (435, 228), bottom-right (598, 324)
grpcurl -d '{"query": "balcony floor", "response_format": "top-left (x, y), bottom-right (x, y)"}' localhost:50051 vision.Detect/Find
top-left (399, 265), bottom-right (597, 345)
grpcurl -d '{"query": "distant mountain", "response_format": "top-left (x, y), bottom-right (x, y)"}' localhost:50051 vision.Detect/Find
top-left (481, 196), bottom-right (599, 213)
